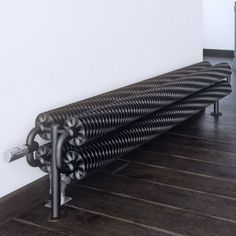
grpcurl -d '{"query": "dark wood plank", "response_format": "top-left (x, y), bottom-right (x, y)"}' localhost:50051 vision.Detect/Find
top-left (174, 111), bottom-right (236, 131)
top-left (0, 219), bottom-right (62, 236)
top-left (169, 114), bottom-right (236, 144)
top-left (64, 184), bottom-right (236, 236)
top-left (0, 176), bottom-right (48, 225)
top-left (142, 133), bottom-right (236, 153)
top-left (121, 150), bottom-right (236, 181)
top-left (78, 171), bottom-right (236, 221)
top-left (104, 160), bottom-right (236, 199)
top-left (137, 141), bottom-right (236, 166)
top-left (18, 204), bottom-right (167, 236)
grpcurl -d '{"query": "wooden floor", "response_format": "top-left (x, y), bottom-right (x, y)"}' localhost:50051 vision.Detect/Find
top-left (1, 56), bottom-right (236, 236)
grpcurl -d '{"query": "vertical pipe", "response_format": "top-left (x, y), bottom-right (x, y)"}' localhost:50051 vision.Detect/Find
top-left (51, 125), bottom-right (60, 220)
top-left (214, 101), bottom-right (219, 114)
top-left (232, 2), bottom-right (236, 70)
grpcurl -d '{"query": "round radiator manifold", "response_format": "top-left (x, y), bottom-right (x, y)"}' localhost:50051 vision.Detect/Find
top-left (65, 151), bottom-right (86, 179)
top-left (35, 145), bottom-right (52, 173)
top-left (64, 117), bottom-right (86, 146)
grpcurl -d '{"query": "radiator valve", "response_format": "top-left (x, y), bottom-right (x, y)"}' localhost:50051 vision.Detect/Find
top-left (4, 142), bottom-right (39, 163)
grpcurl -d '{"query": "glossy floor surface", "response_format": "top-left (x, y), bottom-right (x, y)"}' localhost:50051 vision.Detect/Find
top-left (1, 57), bottom-right (236, 236)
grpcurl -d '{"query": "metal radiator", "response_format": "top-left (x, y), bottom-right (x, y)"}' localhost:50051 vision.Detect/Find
top-left (4, 60), bottom-right (232, 220)
top-left (36, 61), bottom-right (212, 140)
top-left (36, 81), bottom-right (231, 180)
top-left (63, 63), bottom-right (231, 146)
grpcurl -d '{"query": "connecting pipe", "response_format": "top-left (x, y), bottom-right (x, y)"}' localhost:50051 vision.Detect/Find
top-left (56, 131), bottom-right (71, 171)
top-left (26, 127), bottom-right (41, 167)
top-left (50, 127), bottom-right (72, 220)
top-left (51, 125), bottom-right (61, 220)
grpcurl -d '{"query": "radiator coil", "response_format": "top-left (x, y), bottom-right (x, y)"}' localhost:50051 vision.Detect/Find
top-left (36, 81), bottom-right (231, 179)
top-left (36, 61), bottom-right (212, 140)
top-left (64, 63), bottom-right (231, 146)
top-left (65, 81), bottom-right (231, 180)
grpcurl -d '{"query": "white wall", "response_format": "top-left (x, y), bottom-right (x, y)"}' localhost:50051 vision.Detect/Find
top-left (0, 0), bottom-right (203, 198)
top-left (203, 0), bottom-right (234, 50)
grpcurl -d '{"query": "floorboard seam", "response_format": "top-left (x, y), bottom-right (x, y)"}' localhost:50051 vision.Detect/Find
top-left (117, 159), bottom-right (236, 183)
top-left (112, 163), bottom-right (130, 174)
top-left (167, 131), bottom-right (236, 145)
top-left (65, 204), bottom-right (185, 236)
top-left (13, 218), bottom-right (65, 235)
top-left (76, 184), bottom-right (236, 224)
top-left (99, 170), bottom-right (236, 201)
top-left (140, 141), bottom-right (236, 156)
top-left (192, 116), bottom-right (236, 126)
top-left (132, 149), bottom-right (236, 167)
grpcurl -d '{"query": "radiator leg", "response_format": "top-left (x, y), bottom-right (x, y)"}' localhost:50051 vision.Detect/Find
top-left (211, 101), bottom-right (222, 117)
top-left (45, 174), bottom-right (72, 215)
top-left (51, 125), bottom-right (61, 220)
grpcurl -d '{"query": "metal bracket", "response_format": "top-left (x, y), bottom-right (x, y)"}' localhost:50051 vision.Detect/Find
top-left (45, 174), bottom-right (72, 208)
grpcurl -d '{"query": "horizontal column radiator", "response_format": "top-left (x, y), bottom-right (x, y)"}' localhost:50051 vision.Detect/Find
top-left (36, 81), bottom-right (231, 179)
top-left (64, 63), bottom-right (231, 146)
top-left (36, 61), bottom-right (212, 140)
top-left (4, 60), bottom-right (232, 220)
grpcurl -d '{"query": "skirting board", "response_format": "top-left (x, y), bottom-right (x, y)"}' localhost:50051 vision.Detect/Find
top-left (203, 49), bottom-right (234, 58)
top-left (0, 175), bottom-right (49, 225)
